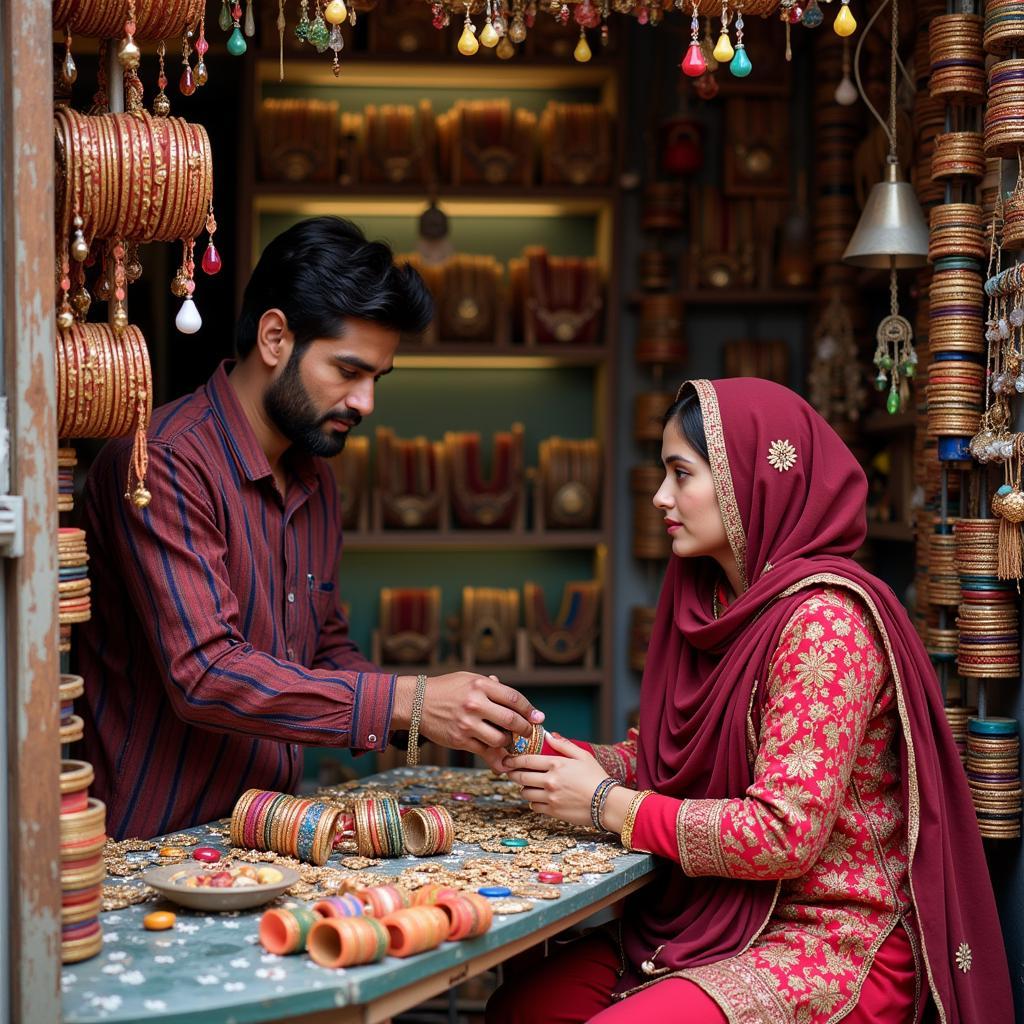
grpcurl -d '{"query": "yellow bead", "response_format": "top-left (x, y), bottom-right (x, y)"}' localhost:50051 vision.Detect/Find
top-left (479, 21), bottom-right (499, 47)
top-left (833, 3), bottom-right (856, 36)
top-left (143, 911), bottom-right (176, 931)
top-left (57, 309), bottom-right (75, 331)
top-left (497, 36), bottom-right (516, 59)
top-left (325, 0), bottom-right (347, 24)
top-left (131, 485), bottom-right (151, 509)
top-left (712, 31), bottom-right (734, 62)
top-left (574, 32), bottom-right (592, 62)
top-left (457, 24), bottom-right (479, 55)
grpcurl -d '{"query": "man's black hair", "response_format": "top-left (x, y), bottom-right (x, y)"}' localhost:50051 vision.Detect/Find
top-left (236, 216), bottom-right (433, 357)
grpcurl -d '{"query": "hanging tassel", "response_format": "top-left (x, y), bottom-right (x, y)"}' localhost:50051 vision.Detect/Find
top-left (127, 394), bottom-right (151, 509)
top-left (997, 512), bottom-right (1023, 580)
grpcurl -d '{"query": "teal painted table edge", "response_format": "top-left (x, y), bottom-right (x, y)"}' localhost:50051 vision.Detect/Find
top-left (61, 770), bottom-right (656, 1024)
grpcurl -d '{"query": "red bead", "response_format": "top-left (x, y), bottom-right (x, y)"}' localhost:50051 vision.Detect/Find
top-left (179, 65), bottom-right (196, 96)
top-left (208, 871), bottom-right (234, 887)
top-left (788, 5), bottom-right (803, 21)
top-left (537, 871), bottom-right (563, 884)
top-left (637, 6), bottom-right (649, 24)
top-left (681, 41), bottom-right (707, 77)
top-left (201, 241), bottom-right (222, 276)
top-left (195, 33), bottom-right (209, 55)
top-left (192, 846), bottom-right (221, 863)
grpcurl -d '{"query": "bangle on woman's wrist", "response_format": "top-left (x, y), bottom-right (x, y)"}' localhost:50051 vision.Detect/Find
top-left (591, 777), bottom-right (621, 832)
top-left (406, 674), bottom-right (428, 765)
top-left (620, 790), bottom-right (653, 852)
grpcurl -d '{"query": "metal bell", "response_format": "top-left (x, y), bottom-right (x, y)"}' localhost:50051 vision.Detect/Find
top-left (842, 161), bottom-right (929, 269)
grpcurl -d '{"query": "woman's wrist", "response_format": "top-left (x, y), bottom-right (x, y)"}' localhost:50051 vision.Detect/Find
top-left (600, 786), bottom-right (636, 834)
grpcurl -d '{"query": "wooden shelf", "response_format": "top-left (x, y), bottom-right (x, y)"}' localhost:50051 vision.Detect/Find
top-left (253, 181), bottom-right (617, 203)
top-left (866, 522), bottom-right (915, 542)
top-left (395, 344), bottom-right (610, 367)
top-left (628, 289), bottom-right (818, 307)
top-left (377, 665), bottom-right (604, 686)
top-left (344, 530), bottom-right (606, 551)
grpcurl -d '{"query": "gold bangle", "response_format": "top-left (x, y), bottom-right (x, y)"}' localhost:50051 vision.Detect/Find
top-left (406, 674), bottom-right (428, 765)
top-left (620, 789), bottom-right (653, 853)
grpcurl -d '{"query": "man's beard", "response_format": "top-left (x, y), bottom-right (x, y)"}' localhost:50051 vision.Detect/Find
top-left (264, 350), bottom-right (361, 458)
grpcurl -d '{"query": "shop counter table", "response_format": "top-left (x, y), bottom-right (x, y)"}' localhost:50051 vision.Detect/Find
top-left (62, 768), bottom-right (656, 1024)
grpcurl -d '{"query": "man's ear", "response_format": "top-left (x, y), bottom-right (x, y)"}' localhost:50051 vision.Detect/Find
top-left (255, 309), bottom-right (292, 370)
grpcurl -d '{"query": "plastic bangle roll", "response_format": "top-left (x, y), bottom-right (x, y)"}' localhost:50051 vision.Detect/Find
top-left (402, 805), bottom-right (455, 856)
top-left (359, 885), bottom-right (409, 918)
top-left (411, 883), bottom-right (460, 906)
top-left (436, 892), bottom-right (494, 941)
top-left (354, 798), bottom-right (405, 857)
top-left (307, 915), bottom-right (389, 968)
top-left (381, 906), bottom-right (451, 958)
top-left (313, 894), bottom-right (364, 918)
top-left (258, 906), bottom-right (320, 955)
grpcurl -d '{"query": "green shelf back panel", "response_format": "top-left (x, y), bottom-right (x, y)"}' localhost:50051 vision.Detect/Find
top-left (262, 82), bottom-right (603, 116)
top-left (258, 212), bottom-right (598, 264)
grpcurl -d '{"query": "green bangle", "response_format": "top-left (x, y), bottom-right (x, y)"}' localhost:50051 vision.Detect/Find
top-left (406, 674), bottom-right (428, 766)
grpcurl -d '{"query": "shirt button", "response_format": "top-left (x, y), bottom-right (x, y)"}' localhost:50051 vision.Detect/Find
top-left (287, 592), bottom-right (295, 603)
top-left (287, 648), bottom-right (295, 660)
top-left (368, 734), bottom-right (377, 744)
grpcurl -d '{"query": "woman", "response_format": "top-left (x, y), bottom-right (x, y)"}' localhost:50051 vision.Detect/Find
top-left (486, 379), bottom-right (1012, 1024)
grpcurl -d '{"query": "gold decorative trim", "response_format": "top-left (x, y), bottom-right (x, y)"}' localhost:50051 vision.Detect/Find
top-left (771, 573), bottom-right (947, 1024)
top-left (678, 957), bottom-right (791, 1024)
top-left (687, 380), bottom-right (749, 592)
top-left (675, 798), bottom-right (729, 877)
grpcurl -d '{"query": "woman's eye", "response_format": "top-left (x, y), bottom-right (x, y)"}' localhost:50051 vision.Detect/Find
top-left (674, 469), bottom-right (689, 481)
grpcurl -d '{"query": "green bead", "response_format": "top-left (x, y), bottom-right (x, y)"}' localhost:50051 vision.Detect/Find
top-left (308, 17), bottom-right (330, 50)
top-left (729, 45), bottom-right (752, 77)
top-left (294, 20), bottom-right (309, 41)
top-left (501, 838), bottom-right (529, 848)
top-left (218, 0), bottom-right (232, 31)
top-left (879, 354), bottom-right (894, 370)
top-left (226, 26), bottom-right (248, 55)
top-left (874, 372), bottom-right (888, 391)
top-left (902, 361), bottom-right (916, 379)
top-left (886, 390), bottom-right (901, 415)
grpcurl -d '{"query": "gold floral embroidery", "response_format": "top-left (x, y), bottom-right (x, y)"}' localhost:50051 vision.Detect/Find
top-left (955, 942), bottom-right (972, 974)
top-left (689, 379), bottom-right (749, 592)
top-left (676, 798), bottom-right (729, 877)
top-left (767, 439), bottom-right (798, 473)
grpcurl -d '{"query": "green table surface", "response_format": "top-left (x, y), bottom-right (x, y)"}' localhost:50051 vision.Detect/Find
top-left (62, 768), bottom-right (655, 1024)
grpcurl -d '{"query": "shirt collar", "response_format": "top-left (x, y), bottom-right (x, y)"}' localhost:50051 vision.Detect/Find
top-left (205, 360), bottom-right (321, 494)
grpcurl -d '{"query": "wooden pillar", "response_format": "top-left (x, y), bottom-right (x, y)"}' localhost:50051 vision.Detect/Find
top-left (1, 0), bottom-right (62, 1020)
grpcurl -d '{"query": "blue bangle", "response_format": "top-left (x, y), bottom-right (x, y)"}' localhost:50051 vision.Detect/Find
top-left (590, 777), bottom-right (619, 832)
top-left (297, 803), bottom-right (326, 862)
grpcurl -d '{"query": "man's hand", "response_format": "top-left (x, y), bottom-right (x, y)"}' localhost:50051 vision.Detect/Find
top-left (394, 672), bottom-right (544, 756)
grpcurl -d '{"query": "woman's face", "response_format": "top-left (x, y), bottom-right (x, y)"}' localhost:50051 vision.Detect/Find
top-left (653, 419), bottom-right (731, 563)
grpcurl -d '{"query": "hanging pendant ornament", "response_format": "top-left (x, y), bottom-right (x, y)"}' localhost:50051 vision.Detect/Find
top-left (308, 3), bottom-right (330, 51)
top-left (325, 0), bottom-right (348, 24)
top-left (328, 23), bottom-right (345, 74)
top-left (111, 242), bottom-right (129, 336)
top-left (682, 2), bottom-right (707, 76)
top-left (278, 0), bottom-right (287, 79)
top-left (227, 2), bottom-right (248, 55)
top-left (458, 4), bottom-right (480, 54)
top-left (712, 3), bottom-right (733, 62)
top-left (60, 28), bottom-right (78, 89)
top-left (296, 0), bottom-right (311, 42)
top-left (71, 257), bottom-right (91, 320)
top-left (180, 31), bottom-right (196, 95)
top-left (833, 0), bottom-right (856, 37)
top-left (118, 2), bottom-right (141, 71)
top-left (802, 0), bottom-right (823, 28)
top-left (480, 1), bottom-right (500, 47)
top-left (57, 252), bottom-right (75, 332)
top-left (219, 0), bottom-right (233, 31)
top-left (125, 242), bottom-right (143, 284)
top-left (498, 35), bottom-right (516, 58)
top-left (574, 27), bottom-right (592, 61)
top-left (70, 214), bottom-right (89, 263)
top-left (729, 11), bottom-right (751, 76)
top-left (202, 205), bottom-right (222, 275)
top-left (245, 0), bottom-right (256, 36)
top-left (176, 242), bottom-right (203, 335)
top-left (834, 37), bottom-right (857, 104)
top-left (195, 16), bottom-right (210, 86)
top-left (872, 266), bottom-right (916, 414)
top-left (153, 40), bottom-right (171, 114)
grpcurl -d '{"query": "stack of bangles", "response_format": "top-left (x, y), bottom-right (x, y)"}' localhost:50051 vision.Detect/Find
top-left (354, 797), bottom-right (405, 858)
top-left (60, 673), bottom-right (85, 745)
top-left (60, 795), bottom-right (106, 963)
top-left (590, 777), bottom-right (621, 832)
top-left (619, 790), bottom-right (653, 853)
top-left (402, 805), bottom-right (455, 856)
top-left (230, 790), bottom-right (342, 866)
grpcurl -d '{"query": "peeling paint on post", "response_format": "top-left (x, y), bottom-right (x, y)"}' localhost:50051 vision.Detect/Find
top-left (3, 1), bottom-right (63, 1021)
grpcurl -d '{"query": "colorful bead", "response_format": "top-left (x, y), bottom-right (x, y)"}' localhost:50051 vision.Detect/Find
top-left (143, 911), bottom-right (176, 931)
top-left (500, 837), bottom-right (528, 848)
top-left (192, 847), bottom-right (221, 863)
top-left (537, 871), bottom-right (564, 884)
top-left (478, 886), bottom-right (512, 898)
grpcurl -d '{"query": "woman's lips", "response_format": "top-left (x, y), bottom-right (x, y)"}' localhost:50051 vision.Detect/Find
top-left (666, 520), bottom-right (682, 534)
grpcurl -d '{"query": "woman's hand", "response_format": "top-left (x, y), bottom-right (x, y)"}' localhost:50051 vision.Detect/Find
top-left (501, 732), bottom-right (609, 829)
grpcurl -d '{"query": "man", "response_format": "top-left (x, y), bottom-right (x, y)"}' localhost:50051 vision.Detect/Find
top-left (77, 216), bottom-right (543, 839)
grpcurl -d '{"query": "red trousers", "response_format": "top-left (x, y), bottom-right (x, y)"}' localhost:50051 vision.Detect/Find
top-left (486, 924), bottom-right (919, 1024)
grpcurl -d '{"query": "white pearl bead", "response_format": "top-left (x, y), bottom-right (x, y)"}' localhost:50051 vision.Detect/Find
top-left (175, 297), bottom-right (202, 335)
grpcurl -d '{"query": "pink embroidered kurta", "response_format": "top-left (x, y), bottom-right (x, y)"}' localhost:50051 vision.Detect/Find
top-left (556, 587), bottom-right (916, 1023)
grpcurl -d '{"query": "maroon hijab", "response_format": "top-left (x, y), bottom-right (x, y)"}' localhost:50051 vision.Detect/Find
top-left (617, 378), bottom-right (1013, 1021)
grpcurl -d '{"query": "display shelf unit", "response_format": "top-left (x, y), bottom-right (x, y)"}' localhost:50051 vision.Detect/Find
top-left (628, 289), bottom-right (819, 307)
top-left (238, 47), bottom-right (624, 743)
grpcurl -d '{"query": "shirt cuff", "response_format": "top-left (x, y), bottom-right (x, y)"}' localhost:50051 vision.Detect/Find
top-left (629, 793), bottom-right (683, 862)
top-left (349, 672), bottom-right (396, 751)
